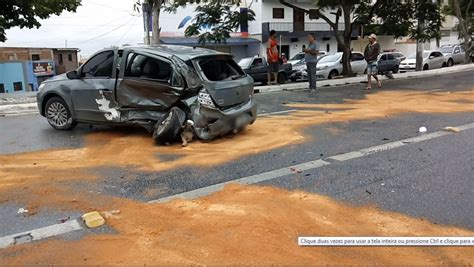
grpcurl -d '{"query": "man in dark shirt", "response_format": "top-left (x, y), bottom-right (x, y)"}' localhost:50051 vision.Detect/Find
top-left (363, 33), bottom-right (382, 90)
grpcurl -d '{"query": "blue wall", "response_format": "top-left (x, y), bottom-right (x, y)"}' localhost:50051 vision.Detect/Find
top-left (26, 62), bottom-right (39, 91)
top-left (0, 62), bottom-right (26, 93)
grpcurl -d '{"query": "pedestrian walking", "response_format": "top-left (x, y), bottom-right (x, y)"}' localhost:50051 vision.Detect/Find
top-left (303, 33), bottom-right (319, 91)
top-left (364, 33), bottom-right (382, 90)
top-left (266, 30), bottom-right (279, 85)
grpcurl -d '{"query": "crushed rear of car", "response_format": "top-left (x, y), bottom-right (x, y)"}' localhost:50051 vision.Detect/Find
top-left (36, 46), bottom-right (257, 145)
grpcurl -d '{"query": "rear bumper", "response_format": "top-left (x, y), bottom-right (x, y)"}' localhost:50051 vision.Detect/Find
top-left (192, 97), bottom-right (257, 140)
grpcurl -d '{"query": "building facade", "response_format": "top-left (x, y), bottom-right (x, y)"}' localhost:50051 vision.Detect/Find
top-left (0, 47), bottom-right (79, 93)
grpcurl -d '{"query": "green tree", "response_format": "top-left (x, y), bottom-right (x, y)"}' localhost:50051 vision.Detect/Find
top-left (0, 0), bottom-right (81, 42)
top-left (443, 0), bottom-right (473, 63)
top-left (165, 0), bottom-right (255, 44)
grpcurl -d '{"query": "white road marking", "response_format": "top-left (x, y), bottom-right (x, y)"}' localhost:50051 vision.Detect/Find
top-left (258, 109), bottom-right (298, 117)
top-left (1, 122), bottom-right (473, 249)
top-left (153, 122), bottom-right (474, 203)
top-left (0, 219), bottom-right (83, 249)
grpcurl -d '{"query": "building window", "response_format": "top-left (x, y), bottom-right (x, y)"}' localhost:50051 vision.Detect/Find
top-left (13, 82), bottom-right (23, 92)
top-left (68, 53), bottom-right (73, 61)
top-left (326, 43), bottom-right (330, 52)
top-left (31, 54), bottom-right (40, 61)
top-left (0, 84), bottom-right (5, 93)
top-left (59, 54), bottom-right (63, 65)
top-left (273, 8), bottom-right (284, 19)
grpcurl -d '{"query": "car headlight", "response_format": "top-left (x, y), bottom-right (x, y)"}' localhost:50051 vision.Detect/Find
top-left (38, 83), bottom-right (46, 91)
top-left (198, 90), bottom-right (216, 109)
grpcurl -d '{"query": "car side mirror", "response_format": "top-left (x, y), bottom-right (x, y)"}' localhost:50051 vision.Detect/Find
top-left (66, 70), bottom-right (80, 79)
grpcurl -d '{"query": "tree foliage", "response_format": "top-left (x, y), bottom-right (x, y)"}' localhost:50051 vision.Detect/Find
top-left (0, 0), bottom-right (81, 42)
top-left (165, 0), bottom-right (255, 44)
top-left (443, 0), bottom-right (473, 62)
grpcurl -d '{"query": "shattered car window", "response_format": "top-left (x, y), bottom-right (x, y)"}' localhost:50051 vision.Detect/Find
top-left (125, 53), bottom-right (172, 82)
top-left (82, 51), bottom-right (114, 77)
top-left (198, 57), bottom-right (245, 81)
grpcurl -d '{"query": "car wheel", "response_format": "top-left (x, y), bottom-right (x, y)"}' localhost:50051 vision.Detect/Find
top-left (447, 59), bottom-right (454, 67)
top-left (153, 107), bottom-right (186, 145)
top-left (277, 73), bottom-right (287, 84)
top-left (45, 97), bottom-right (76, 130)
top-left (393, 65), bottom-right (399, 73)
top-left (442, 62), bottom-right (447, 68)
top-left (328, 70), bottom-right (338, 79)
top-left (423, 64), bottom-right (429, 71)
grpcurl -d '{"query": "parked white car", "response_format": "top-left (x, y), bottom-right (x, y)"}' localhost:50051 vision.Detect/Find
top-left (440, 44), bottom-right (466, 66)
top-left (288, 51), bottom-right (327, 66)
top-left (400, 51), bottom-right (446, 71)
top-left (316, 52), bottom-right (367, 80)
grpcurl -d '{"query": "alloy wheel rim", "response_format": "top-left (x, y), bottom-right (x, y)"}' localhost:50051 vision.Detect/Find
top-left (47, 102), bottom-right (68, 127)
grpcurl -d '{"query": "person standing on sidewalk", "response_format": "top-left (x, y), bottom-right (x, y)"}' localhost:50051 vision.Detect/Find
top-left (364, 33), bottom-right (382, 90)
top-left (304, 33), bottom-right (319, 91)
top-left (266, 30), bottom-right (279, 85)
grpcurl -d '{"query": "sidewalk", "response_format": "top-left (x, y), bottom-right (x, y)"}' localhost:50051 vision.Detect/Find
top-left (0, 91), bottom-right (37, 106)
top-left (255, 63), bottom-right (474, 93)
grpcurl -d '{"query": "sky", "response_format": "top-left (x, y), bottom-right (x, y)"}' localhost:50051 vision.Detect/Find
top-left (0, 0), bottom-right (146, 58)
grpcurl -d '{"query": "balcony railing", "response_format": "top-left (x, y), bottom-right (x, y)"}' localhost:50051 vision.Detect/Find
top-left (267, 22), bottom-right (346, 32)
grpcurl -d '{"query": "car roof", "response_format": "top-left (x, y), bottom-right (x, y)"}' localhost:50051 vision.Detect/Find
top-left (123, 45), bottom-right (225, 61)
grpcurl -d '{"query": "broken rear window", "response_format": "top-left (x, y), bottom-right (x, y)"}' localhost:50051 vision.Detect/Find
top-left (198, 57), bottom-right (245, 81)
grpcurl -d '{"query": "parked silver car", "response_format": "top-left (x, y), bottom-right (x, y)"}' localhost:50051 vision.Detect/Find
top-left (37, 46), bottom-right (257, 143)
top-left (400, 50), bottom-right (446, 71)
top-left (440, 44), bottom-right (466, 66)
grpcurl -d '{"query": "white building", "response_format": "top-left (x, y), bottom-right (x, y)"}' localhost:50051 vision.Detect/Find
top-left (157, 0), bottom-right (350, 60)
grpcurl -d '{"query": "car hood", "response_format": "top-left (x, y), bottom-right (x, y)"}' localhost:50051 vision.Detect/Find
top-left (401, 58), bottom-right (417, 64)
top-left (288, 60), bottom-right (301, 65)
top-left (43, 73), bottom-right (69, 83)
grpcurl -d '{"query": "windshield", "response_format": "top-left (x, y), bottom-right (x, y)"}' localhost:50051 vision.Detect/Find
top-left (407, 52), bottom-right (430, 59)
top-left (440, 46), bottom-right (453, 53)
top-left (318, 53), bottom-right (341, 63)
top-left (238, 58), bottom-right (253, 68)
top-left (290, 53), bottom-right (305, 61)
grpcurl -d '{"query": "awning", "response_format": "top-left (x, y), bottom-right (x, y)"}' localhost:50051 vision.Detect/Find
top-left (160, 37), bottom-right (260, 46)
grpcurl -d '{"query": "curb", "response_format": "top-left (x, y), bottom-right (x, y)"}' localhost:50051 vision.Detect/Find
top-left (254, 63), bottom-right (474, 94)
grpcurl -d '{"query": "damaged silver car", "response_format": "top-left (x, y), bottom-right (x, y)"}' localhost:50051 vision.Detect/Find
top-left (36, 45), bottom-right (257, 143)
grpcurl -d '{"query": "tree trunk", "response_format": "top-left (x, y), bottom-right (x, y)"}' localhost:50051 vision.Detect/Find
top-left (453, 0), bottom-right (472, 63)
top-left (151, 0), bottom-right (161, 46)
top-left (416, 18), bottom-right (424, 71)
top-left (144, 8), bottom-right (150, 45)
top-left (341, 5), bottom-right (353, 76)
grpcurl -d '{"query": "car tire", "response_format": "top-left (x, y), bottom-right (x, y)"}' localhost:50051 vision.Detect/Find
top-left (423, 64), bottom-right (429, 71)
top-left (447, 59), bottom-right (454, 67)
top-left (153, 107), bottom-right (186, 145)
top-left (277, 73), bottom-right (287, 84)
top-left (393, 65), bottom-right (399, 73)
top-left (328, 70), bottom-right (338, 79)
top-left (442, 62), bottom-right (447, 68)
top-left (45, 97), bottom-right (77, 130)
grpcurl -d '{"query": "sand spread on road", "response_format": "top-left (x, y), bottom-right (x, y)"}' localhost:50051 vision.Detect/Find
top-left (1, 90), bottom-right (473, 191)
top-left (1, 184), bottom-right (473, 265)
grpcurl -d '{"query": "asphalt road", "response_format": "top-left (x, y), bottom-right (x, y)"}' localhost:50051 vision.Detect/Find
top-left (0, 70), bottom-right (473, 241)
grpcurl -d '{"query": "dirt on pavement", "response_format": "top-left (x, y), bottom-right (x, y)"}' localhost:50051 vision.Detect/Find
top-left (1, 184), bottom-right (473, 265)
